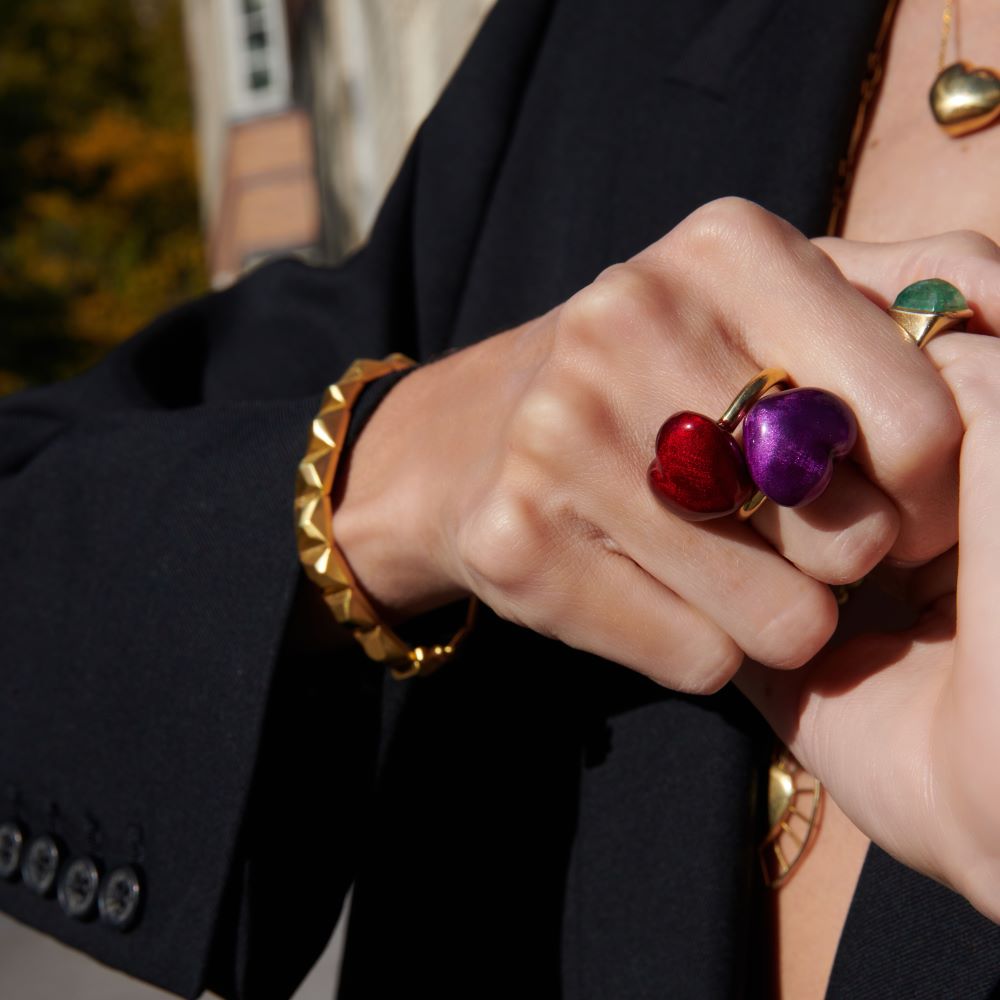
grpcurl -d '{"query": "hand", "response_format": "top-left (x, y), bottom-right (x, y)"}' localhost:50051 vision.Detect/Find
top-left (738, 233), bottom-right (1000, 921)
top-left (334, 198), bottom-right (972, 693)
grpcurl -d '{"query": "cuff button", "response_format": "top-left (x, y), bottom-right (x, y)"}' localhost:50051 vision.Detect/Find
top-left (21, 835), bottom-right (61, 896)
top-left (0, 822), bottom-right (25, 881)
top-left (98, 866), bottom-right (142, 931)
top-left (58, 857), bottom-right (100, 919)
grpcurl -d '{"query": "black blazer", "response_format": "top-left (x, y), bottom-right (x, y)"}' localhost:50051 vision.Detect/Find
top-left (2, 1), bottom-right (999, 997)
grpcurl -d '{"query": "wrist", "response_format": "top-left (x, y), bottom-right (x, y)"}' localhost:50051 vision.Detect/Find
top-left (331, 318), bottom-right (550, 625)
top-left (331, 355), bottom-right (468, 622)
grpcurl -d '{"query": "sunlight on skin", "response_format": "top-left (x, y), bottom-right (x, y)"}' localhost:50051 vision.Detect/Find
top-left (738, 329), bottom-right (1000, 924)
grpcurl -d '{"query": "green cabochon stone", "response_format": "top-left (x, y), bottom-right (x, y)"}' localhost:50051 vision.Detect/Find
top-left (892, 278), bottom-right (968, 313)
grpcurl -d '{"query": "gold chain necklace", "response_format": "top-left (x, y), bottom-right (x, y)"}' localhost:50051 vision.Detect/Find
top-left (930, 0), bottom-right (1000, 135)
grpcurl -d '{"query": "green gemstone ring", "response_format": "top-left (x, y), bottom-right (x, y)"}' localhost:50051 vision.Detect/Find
top-left (887, 278), bottom-right (973, 349)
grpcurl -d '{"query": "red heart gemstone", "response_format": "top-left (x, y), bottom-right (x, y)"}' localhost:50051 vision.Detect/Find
top-left (648, 412), bottom-right (753, 520)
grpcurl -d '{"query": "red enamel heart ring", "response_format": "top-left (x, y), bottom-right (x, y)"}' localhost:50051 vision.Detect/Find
top-left (648, 368), bottom-right (858, 521)
top-left (648, 412), bottom-right (753, 520)
top-left (649, 281), bottom-right (973, 524)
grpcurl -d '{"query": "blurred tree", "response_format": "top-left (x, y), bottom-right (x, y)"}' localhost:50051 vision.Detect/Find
top-left (0, 0), bottom-right (206, 390)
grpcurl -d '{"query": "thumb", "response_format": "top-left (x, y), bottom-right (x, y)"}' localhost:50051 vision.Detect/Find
top-left (932, 333), bottom-right (1000, 677)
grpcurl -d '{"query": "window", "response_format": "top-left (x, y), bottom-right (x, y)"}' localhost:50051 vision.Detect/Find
top-left (221, 0), bottom-right (290, 117)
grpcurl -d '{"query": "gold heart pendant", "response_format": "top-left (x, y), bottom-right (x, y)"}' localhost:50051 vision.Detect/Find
top-left (930, 61), bottom-right (1000, 137)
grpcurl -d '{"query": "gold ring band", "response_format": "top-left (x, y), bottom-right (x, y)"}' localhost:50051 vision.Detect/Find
top-left (718, 367), bottom-right (790, 432)
top-left (721, 368), bottom-right (790, 521)
top-left (887, 278), bottom-right (973, 349)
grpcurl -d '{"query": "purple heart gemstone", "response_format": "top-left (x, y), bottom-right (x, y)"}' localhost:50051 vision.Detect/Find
top-left (743, 388), bottom-right (857, 507)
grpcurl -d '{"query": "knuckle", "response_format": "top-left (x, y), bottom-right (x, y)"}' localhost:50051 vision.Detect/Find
top-left (904, 230), bottom-right (1000, 307)
top-left (939, 228), bottom-right (1000, 261)
top-left (507, 377), bottom-right (609, 469)
top-left (620, 603), bottom-right (743, 695)
top-left (455, 485), bottom-right (591, 632)
top-left (789, 491), bottom-right (900, 587)
top-left (675, 633), bottom-right (745, 695)
top-left (754, 584), bottom-right (838, 669)
top-left (508, 384), bottom-right (582, 465)
top-left (823, 513), bottom-right (897, 585)
top-left (687, 195), bottom-right (771, 233)
top-left (557, 262), bottom-right (655, 355)
top-left (674, 196), bottom-right (787, 263)
top-left (457, 490), bottom-right (548, 595)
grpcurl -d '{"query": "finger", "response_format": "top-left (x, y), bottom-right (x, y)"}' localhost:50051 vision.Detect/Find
top-left (497, 534), bottom-right (745, 694)
top-left (552, 255), bottom-right (884, 668)
top-left (934, 336), bottom-right (1000, 675)
top-left (751, 460), bottom-right (900, 585)
top-left (560, 313), bottom-right (844, 670)
top-left (923, 330), bottom-right (1000, 424)
top-left (733, 626), bottom-right (948, 864)
top-left (813, 231), bottom-right (1000, 335)
top-left (927, 334), bottom-right (1000, 908)
top-left (566, 258), bottom-right (899, 592)
top-left (590, 474), bottom-right (839, 671)
top-left (651, 198), bottom-right (964, 566)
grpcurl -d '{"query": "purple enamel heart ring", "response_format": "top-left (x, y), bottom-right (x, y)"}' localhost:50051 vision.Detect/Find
top-left (649, 368), bottom-right (857, 521)
top-left (650, 279), bottom-right (975, 522)
top-left (743, 387), bottom-right (857, 508)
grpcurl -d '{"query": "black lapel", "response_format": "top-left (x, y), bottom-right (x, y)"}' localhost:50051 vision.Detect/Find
top-left (827, 845), bottom-right (1000, 998)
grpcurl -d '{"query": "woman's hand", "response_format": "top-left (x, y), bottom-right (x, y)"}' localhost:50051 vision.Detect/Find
top-left (333, 197), bottom-right (981, 695)
top-left (738, 235), bottom-right (1000, 922)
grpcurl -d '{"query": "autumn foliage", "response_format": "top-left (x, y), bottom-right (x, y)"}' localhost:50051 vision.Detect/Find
top-left (0, 0), bottom-right (206, 391)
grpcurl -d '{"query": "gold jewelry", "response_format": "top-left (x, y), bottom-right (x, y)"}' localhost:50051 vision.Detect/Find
top-left (760, 749), bottom-right (824, 888)
top-left (887, 278), bottom-right (974, 348)
top-left (719, 368), bottom-right (788, 521)
top-left (930, 0), bottom-right (1000, 137)
top-left (295, 355), bottom-right (477, 680)
top-left (731, 371), bottom-right (857, 522)
top-left (727, 368), bottom-right (789, 521)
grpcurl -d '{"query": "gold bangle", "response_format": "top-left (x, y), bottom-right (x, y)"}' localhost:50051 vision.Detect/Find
top-left (294, 354), bottom-right (477, 680)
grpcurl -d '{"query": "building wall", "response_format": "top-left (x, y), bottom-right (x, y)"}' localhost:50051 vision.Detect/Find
top-left (183, 0), bottom-right (497, 275)
top-left (184, 0), bottom-right (319, 286)
top-left (294, 0), bottom-right (496, 260)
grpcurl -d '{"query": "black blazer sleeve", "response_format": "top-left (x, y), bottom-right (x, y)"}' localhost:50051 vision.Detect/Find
top-left (2, 0), bottom-right (926, 996)
top-left (0, 0), bottom-right (558, 991)
top-left (0, 143), bottom-right (426, 1000)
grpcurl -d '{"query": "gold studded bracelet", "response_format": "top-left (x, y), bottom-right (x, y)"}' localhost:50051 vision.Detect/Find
top-left (294, 354), bottom-right (477, 680)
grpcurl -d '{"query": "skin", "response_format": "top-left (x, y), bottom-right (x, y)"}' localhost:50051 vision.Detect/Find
top-left (331, 0), bottom-right (1000, 994)
top-left (336, 200), bottom-right (974, 686)
top-left (766, 246), bottom-right (1000, 999)
top-left (334, 199), bottom-right (1000, 900)
top-left (770, 0), bottom-right (1000, 992)
top-left (742, 326), bottom-right (1000, 996)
